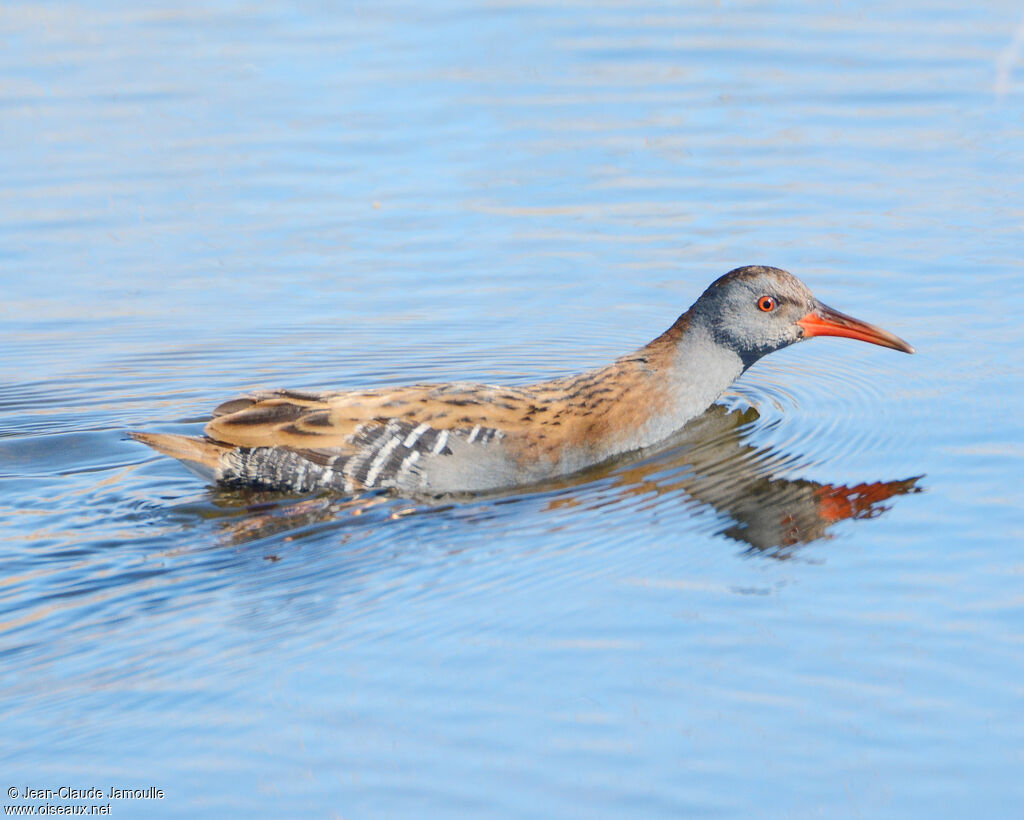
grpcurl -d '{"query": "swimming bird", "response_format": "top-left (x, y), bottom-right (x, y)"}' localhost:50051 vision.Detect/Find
top-left (132, 266), bottom-right (914, 496)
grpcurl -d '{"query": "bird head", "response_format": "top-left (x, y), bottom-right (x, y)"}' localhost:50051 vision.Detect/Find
top-left (691, 265), bottom-right (914, 368)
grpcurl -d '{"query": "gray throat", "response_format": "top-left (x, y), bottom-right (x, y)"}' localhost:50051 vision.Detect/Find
top-left (635, 322), bottom-right (746, 451)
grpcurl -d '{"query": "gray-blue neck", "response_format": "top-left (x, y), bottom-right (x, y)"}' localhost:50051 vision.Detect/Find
top-left (629, 316), bottom-right (747, 451)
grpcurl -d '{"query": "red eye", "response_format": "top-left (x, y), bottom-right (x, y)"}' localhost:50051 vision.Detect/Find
top-left (758, 295), bottom-right (777, 312)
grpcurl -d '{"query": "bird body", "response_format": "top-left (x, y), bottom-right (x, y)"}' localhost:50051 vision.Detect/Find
top-left (133, 266), bottom-right (913, 496)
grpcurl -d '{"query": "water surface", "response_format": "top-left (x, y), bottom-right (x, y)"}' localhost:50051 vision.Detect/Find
top-left (2, 1), bottom-right (1023, 817)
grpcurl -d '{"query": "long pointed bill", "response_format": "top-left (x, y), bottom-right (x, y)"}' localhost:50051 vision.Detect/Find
top-left (797, 303), bottom-right (915, 354)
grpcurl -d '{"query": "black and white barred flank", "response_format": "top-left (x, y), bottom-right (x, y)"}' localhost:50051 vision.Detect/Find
top-left (220, 418), bottom-right (504, 493)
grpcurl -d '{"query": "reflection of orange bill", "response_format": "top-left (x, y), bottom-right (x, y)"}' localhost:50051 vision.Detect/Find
top-left (816, 477), bottom-right (922, 523)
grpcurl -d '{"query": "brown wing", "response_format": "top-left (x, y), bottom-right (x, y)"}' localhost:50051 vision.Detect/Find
top-left (203, 351), bottom-right (671, 459)
top-left (203, 383), bottom-right (540, 451)
top-left (204, 386), bottom-right (519, 493)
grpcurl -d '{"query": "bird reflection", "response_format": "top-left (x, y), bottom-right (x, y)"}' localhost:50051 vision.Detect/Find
top-left (204, 403), bottom-right (922, 557)
top-left (567, 404), bottom-right (922, 555)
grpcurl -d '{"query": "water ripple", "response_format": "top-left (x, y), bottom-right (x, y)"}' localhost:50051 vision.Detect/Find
top-left (732, 343), bottom-right (922, 472)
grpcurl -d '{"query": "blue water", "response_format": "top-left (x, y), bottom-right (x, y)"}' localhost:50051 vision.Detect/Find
top-left (2, 1), bottom-right (1024, 817)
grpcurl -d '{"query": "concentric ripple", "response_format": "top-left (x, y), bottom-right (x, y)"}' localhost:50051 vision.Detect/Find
top-left (730, 343), bottom-right (922, 473)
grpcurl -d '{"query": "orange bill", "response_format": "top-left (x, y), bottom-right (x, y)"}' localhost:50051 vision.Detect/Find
top-left (797, 303), bottom-right (915, 354)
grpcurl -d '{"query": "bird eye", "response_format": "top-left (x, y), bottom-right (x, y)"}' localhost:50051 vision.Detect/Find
top-left (757, 295), bottom-right (777, 312)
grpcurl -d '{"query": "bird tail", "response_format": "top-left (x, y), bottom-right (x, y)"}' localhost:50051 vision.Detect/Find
top-left (130, 432), bottom-right (230, 482)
